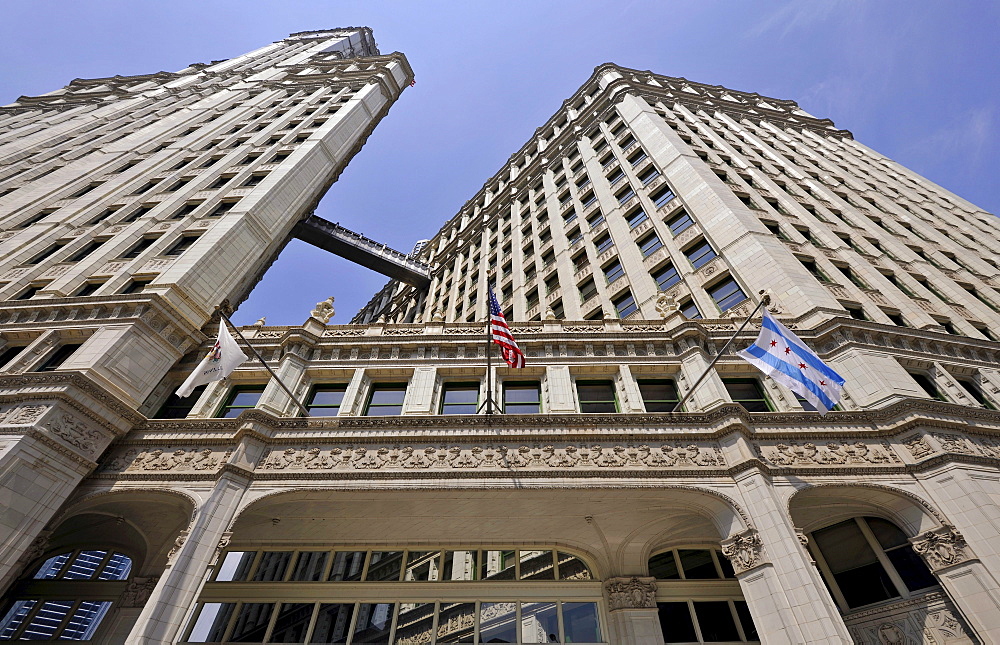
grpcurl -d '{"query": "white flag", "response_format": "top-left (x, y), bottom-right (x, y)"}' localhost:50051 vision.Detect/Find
top-left (176, 320), bottom-right (248, 398)
top-left (737, 310), bottom-right (846, 415)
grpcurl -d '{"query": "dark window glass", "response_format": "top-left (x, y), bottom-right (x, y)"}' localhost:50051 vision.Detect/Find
top-left (625, 208), bottom-right (648, 228)
top-left (441, 382), bottom-right (479, 414)
top-left (909, 372), bottom-right (944, 401)
top-left (812, 519), bottom-right (898, 608)
top-left (648, 551), bottom-right (680, 579)
top-left (329, 551), bottom-right (366, 581)
top-left (657, 602), bottom-right (697, 643)
top-left (228, 602), bottom-right (273, 642)
top-left (504, 381), bottom-right (541, 413)
top-left (288, 551), bottom-right (327, 582)
top-left (120, 279), bottom-right (151, 294)
top-left (724, 379), bottom-right (771, 412)
top-left (365, 383), bottom-right (407, 416)
top-left (155, 384), bottom-right (206, 418)
top-left (614, 290), bottom-right (638, 318)
top-left (579, 278), bottom-right (598, 302)
top-left (680, 299), bottom-right (701, 320)
top-left (15, 285), bottom-right (40, 300)
top-left (734, 601), bottom-right (759, 640)
top-left (651, 185), bottom-right (677, 209)
top-left (26, 243), bottom-right (65, 265)
top-left (308, 384), bottom-right (347, 416)
top-left (685, 241), bottom-right (717, 269)
top-left (666, 210), bottom-right (693, 236)
top-left (69, 240), bottom-right (106, 262)
top-left (122, 237), bottom-right (156, 259)
top-left (209, 201), bottom-right (238, 217)
top-left (678, 549), bottom-right (719, 579)
top-left (353, 600), bottom-right (395, 643)
top-left (594, 234), bottom-right (613, 254)
top-left (639, 380), bottom-right (678, 412)
top-left (35, 343), bottom-right (82, 372)
top-left (217, 386), bottom-right (264, 418)
top-left (310, 603), bottom-right (355, 644)
top-left (603, 260), bottom-right (625, 284)
top-left (268, 603), bottom-right (313, 643)
top-left (164, 235), bottom-right (199, 256)
top-left (0, 345), bottom-right (27, 369)
top-left (577, 380), bottom-right (617, 413)
top-left (252, 551), bottom-right (292, 581)
top-left (709, 278), bottom-right (748, 312)
top-left (957, 378), bottom-right (993, 408)
top-left (693, 602), bottom-right (741, 642)
top-left (639, 233), bottom-right (663, 258)
top-left (654, 264), bottom-right (681, 291)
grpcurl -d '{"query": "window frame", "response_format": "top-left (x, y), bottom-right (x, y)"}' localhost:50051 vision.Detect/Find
top-left (722, 378), bottom-right (773, 412)
top-left (306, 384), bottom-right (349, 417)
top-left (576, 379), bottom-right (619, 413)
top-left (216, 385), bottom-right (266, 418)
top-left (439, 381), bottom-right (481, 415)
top-left (363, 382), bottom-right (408, 416)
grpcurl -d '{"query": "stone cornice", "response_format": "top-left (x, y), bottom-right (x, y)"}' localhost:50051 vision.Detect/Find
top-left (0, 371), bottom-right (144, 428)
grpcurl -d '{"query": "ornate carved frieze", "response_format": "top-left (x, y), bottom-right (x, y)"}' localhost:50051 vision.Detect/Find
top-left (119, 577), bottom-right (159, 608)
top-left (257, 442), bottom-right (725, 473)
top-left (911, 525), bottom-right (970, 571)
top-left (100, 447), bottom-right (231, 473)
top-left (756, 440), bottom-right (899, 467)
top-left (0, 404), bottom-right (49, 425)
top-left (46, 412), bottom-right (105, 457)
top-left (721, 528), bottom-right (765, 574)
top-left (605, 576), bottom-right (657, 610)
top-left (843, 591), bottom-right (973, 645)
top-left (902, 435), bottom-right (934, 459)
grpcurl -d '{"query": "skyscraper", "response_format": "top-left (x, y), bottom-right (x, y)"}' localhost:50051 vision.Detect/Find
top-left (1, 41), bottom-right (999, 645)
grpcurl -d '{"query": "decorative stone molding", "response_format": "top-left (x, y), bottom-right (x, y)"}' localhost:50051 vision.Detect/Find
top-left (100, 447), bottom-right (231, 473)
top-left (119, 577), bottom-right (158, 608)
top-left (605, 576), bottom-right (657, 610)
top-left (721, 528), bottom-right (765, 574)
top-left (258, 442), bottom-right (725, 472)
top-left (843, 591), bottom-right (972, 645)
top-left (46, 412), bottom-right (105, 457)
top-left (166, 528), bottom-right (191, 566)
top-left (756, 440), bottom-right (899, 466)
top-left (1, 404), bottom-right (49, 425)
top-left (902, 435), bottom-right (934, 459)
top-left (911, 525), bottom-right (970, 571)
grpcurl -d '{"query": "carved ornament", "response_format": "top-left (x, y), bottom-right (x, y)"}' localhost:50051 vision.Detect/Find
top-left (46, 413), bottom-right (104, 457)
top-left (119, 577), bottom-right (159, 608)
top-left (721, 528), bottom-right (765, 574)
top-left (757, 441), bottom-right (898, 466)
top-left (911, 525), bottom-right (970, 571)
top-left (605, 576), bottom-right (657, 610)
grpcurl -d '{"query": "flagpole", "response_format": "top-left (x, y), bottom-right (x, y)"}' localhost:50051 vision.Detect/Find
top-left (217, 309), bottom-right (311, 418)
top-left (485, 314), bottom-right (495, 415)
top-left (671, 293), bottom-right (770, 413)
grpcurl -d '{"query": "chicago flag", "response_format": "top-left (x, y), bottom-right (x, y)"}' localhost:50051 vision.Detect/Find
top-left (737, 310), bottom-right (845, 415)
top-left (176, 320), bottom-right (248, 397)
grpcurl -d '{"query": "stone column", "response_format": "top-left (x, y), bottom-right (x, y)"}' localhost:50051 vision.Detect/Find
top-left (0, 400), bottom-right (124, 591)
top-left (912, 525), bottom-right (1000, 641)
top-left (603, 576), bottom-right (664, 645)
top-left (728, 471), bottom-right (852, 644)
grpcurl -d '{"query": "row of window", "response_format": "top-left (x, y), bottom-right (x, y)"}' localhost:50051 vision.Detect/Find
top-left (213, 549), bottom-right (591, 584)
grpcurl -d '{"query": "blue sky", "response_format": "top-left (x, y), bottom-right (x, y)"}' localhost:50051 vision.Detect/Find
top-left (1, 1), bottom-right (997, 325)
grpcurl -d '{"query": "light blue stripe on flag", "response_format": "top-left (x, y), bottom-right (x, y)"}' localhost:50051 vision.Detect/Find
top-left (743, 343), bottom-right (837, 411)
top-left (760, 315), bottom-right (844, 385)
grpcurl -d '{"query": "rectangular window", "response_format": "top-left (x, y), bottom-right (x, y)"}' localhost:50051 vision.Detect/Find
top-left (638, 379), bottom-right (679, 412)
top-left (836, 265), bottom-right (869, 290)
top-left (625, 207), bottom-right (648, 229)
top-left (216, 386), bottom-right (264, 418)
top-left (35, 343), bottom-right (83, 372)
top-left (909, 372), bottom-right (945, 401)
top-left (653, 263), bottom-right (681, 291)
top-left (708, 277), bottom-right (748, 312)
top-left (121, 237), bottom-right (157, 259)
top-left (26, 243), bottom-right (66, 265)
top-left (638, 233), bottom-right (663, 258)
top-left (586, 211), bottom-right (605, 228)
top-left (504, 381), bottom-right (541, 413)
top-left (615, 185), bottom-right (636, 204)
top-left (680, 298), bottom-right (701, 319)
top-left (209, 201), bottom-right (239, 217)
top-left (164, 235), bottom-right (200, 257)
top-left (800, 258), bottom-right (831, 283)
top-left (607, 168), bottom-right (625, 186)
top-left (685, 240), bottom-right (717, 269)
top-left (613, 290), bottom-right (638, 318)
top-left (650, 185), bottom-right (676, 209)
top-left (723, 378), bottom-right (771, 412)
top-left (14, 285), bottom-right (41, 300)
top-left (120, 279), bottom-right (152, 294)
top-left (364, 383), bottom-right (407, 416)
top-left (307, 384), bottom-right (347, 417)
top-left (572, 252), bottom-right (589, 272)
top-left (580, 191), bottom-right (597, 208)
top-left (637, 166), bottom-right (660, 185)
top-left (172, 202), bottom-right (201, 219)
top-left (75, 282), bottom-right (103, 297)
top-left (578, 278), bottom-right (598, 302)
top-left (122, 205), bottom-right (153, 222)
top-left (563, 208), bottom-right (577, 224)
top-left (666, 210), bottom-right (694, 236)
top-left (155, 385), bottom-right (207, 419)
top-left (627, 148), bottom-right (647, 166)
top-left (440, 382), bottom-right (479, 415)
top-left (577, 380), bottom-right (617, 413)
top-left (603, 260), bottom-right (625, 284)
top-left (594, 234), bottom-right (613, 254)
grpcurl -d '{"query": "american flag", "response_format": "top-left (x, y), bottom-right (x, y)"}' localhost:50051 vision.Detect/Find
top-left (488, 288), bottom-right (525, 368)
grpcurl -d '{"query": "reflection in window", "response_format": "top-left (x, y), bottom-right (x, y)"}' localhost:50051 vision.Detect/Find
top-left (503, 382), bottom-right (541, 414)
top-left (216, 386), bottom-right (264, 418)
top-left (648, 549), bottom-right (734, 580)
top-left (479, 602), bottom-right (517, 643)
top-left (311, 603), bottom-right (355, 644)
top-left (519, 550), bottom-right (555, 580)
top-left (436, 602), bottom-right (475, 643)
top-left (366, 551), bottom-right (403, 582)
top-left (354, 603), bottom-right (393, 644)
top-left (307, 384), bottom-right (347, 416)
top-left (522, 602), bottom-right (559, 643)
top-left (269, 603), bottom-right (313, 642)
top-left (638, 379), bottom-right (679, 412)
top-left (810, 517), bottom-right (937, 610)
top-left (440, 382), bottom-right (479, 415)
top-left (658, 601), bottom-right (757, 643)
top-left (395, 602), bottom-right (434, 644)
top-left (364, 383), bottom-right (407, 416)
top-left (329, 551), bottom-right (365, 582)
top-left (577, 380), bottom-right (618, 413)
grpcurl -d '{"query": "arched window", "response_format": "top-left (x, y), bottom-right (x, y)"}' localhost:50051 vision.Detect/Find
top-left (185, 546), bottom-right (601, 643)
top-left (647, 548), bottom-right (758, 643)
top-left (808, 516), bottom-right (938, 611)
top-left (0, 549), bottom-right (133, 641)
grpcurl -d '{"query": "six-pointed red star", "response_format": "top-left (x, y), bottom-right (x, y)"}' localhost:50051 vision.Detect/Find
top-left (799, 362), bottom-right (807, 369)
top-left (819, 380), bottom-right (827, 386)
top-left (770, 340), bottom-right (777, 347)
top-left (784, 347), bottom-right (791, 354)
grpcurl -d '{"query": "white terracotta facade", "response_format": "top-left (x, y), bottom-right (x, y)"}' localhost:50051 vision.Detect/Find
top-left (1, 29), bottom-right (1000, 645)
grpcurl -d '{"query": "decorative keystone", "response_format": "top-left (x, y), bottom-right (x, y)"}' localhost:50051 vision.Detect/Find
top-left (604, 576), bottom-right (657, 610)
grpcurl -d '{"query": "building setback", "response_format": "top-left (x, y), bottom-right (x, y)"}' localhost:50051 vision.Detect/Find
top-left (0, 32), bottom-right (999, 645)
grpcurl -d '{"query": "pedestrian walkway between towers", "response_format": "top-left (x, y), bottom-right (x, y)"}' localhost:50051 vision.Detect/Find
top-left (292, 213), bottom-right (432, 288)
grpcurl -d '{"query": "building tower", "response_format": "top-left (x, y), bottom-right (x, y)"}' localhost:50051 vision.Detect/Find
top-left (0, 28), bottom-right (412, 641)
top-left (1, 54), bottom-right (1000, 645)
